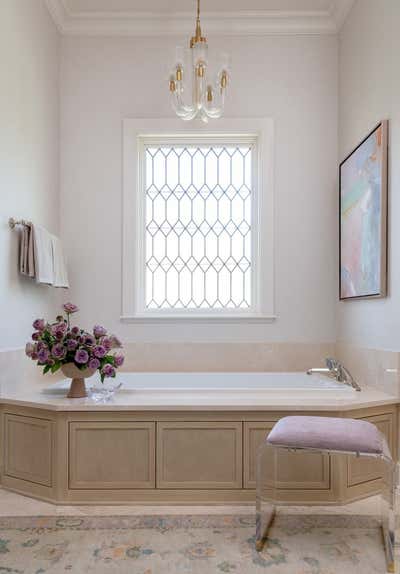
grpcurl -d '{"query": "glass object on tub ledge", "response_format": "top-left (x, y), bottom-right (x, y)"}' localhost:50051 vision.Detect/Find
top-left (88, 379), bottom-right (123, 402)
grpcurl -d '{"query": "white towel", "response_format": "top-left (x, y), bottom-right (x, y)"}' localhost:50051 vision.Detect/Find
top-left (32, 225), bottom-right (54, 285)
top-left (52, 235), bottom-right (69, 289)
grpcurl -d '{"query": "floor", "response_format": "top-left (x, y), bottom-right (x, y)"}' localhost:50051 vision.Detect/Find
top-left (0, 489), bottom-right (387, 574)
top-left (0, 486), bottom-right (381, 517)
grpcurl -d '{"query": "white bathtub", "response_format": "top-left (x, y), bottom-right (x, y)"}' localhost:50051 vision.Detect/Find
top-left (48, 371), bottom-right (356, 394)
top-left (111, 372), bottom-right (355, 391)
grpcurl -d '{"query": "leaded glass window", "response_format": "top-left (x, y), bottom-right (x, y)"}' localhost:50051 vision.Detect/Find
top-left (143, 142), bottom-right (254, 311)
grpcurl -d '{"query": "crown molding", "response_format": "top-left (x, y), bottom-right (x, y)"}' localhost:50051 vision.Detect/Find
top-left (45, 0), bottom-right (351, 37)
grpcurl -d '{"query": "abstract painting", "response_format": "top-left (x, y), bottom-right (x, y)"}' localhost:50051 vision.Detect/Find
top-left (339, 120), bottom-right (388, 300)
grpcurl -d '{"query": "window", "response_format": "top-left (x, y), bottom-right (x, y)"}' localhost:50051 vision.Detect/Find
top-left (144, 142), bottom-right (253, 310)
top-left (122, 119), bottom-right (274, 322)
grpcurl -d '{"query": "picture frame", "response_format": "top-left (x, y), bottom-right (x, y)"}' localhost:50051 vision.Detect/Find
top-left (339, 120), bottom-right (388, 300)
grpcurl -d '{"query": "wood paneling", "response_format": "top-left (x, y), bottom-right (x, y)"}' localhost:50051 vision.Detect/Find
top-left (244, 422), bottom-right (330, 490)
top-left (69, 421), bottom-right (155, 489)
top-left (157, 422), bottom-right (242, 489)
top-left (347, 413), bottom-right (393, 487)
top-left (4, 414), bottom-right (53, 487)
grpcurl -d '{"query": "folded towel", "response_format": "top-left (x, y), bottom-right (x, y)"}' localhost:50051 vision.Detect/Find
top-left (27, 225), bottom-right (35, 277)
top-left (19, 224), bottom-right (35, 277)
top-left (32, 225), bottom-right (54, 285)
top-left (19, 225), bottom-right (27, 275)
top-left (52, 235), bottom-right (69, 289)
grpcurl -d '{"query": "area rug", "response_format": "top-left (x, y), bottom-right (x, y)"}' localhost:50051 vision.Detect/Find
top-left (0, 514), bottom-right (386, 573)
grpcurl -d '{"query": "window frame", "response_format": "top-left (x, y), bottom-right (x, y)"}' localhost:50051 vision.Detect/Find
top-left (122, 118), bottom-right (275, 324)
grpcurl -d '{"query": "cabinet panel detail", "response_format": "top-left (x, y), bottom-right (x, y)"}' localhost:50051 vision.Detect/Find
top-left (69, 422), bottom-right (155, 489)
top-left (244, 422), bottom-right (331, 490)
top-left (348, 414), bottom-right (393, 487)
top-left (157, 422), bottom-right (242, 489)
top-left (4, 414), bottom-right (53, 487)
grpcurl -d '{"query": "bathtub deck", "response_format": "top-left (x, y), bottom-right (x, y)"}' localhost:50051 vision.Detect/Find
top-left (0, 383), bottom-right (398, 411)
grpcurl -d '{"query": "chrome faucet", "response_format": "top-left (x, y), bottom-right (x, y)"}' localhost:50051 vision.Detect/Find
top-left (307, 358), bottom-right (361, 391)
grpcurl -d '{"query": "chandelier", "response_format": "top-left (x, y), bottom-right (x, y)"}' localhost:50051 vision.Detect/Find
top-left (169, 0), bottom-right (230, 123)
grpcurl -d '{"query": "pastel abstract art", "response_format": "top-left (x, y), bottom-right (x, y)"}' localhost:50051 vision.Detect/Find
top-left (339, 121), bottom-right (388, 300)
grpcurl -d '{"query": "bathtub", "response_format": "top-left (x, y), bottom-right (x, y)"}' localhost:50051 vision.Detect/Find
top-left (50, 371), bottom-right (356, 393)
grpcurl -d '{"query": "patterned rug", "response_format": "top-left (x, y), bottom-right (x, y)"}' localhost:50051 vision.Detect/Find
top-left (0, 514), bottom-right (386, 573)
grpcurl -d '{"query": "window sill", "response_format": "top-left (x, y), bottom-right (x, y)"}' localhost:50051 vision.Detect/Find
top-left (120, 314), bottom-right (277, 325)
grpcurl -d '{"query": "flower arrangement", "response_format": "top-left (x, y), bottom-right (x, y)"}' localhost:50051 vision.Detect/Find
top-left (25, 303), bottom-right (124, 382)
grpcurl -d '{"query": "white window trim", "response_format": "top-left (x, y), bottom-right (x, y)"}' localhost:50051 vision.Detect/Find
top-left (122, 117), bottom-right (275, 324)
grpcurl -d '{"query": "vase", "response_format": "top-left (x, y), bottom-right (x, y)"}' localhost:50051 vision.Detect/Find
top-left (61, 363), bottom-right (96, 398)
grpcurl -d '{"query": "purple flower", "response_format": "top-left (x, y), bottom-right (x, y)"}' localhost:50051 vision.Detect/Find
top-left (63, 302), bottom-right (79, 315)
top-left (70, 326), bottom-right (80, 338)
top-left (83, 334), bottom-right (95, 347)
top-left (52, 343), bottom-right (66, 360)
top-left (51, 322), bottom-right (67, 340)
top-left (75, 349), bottom-right (89, 365)
top-left (114, 354), bottom-right (124, 367)
top-left (37, 348), bottom-right (50, 364)
top-left (32, 332), bottom-right (40, 341)
top-left (31, 352), bottom-right (38, 360)
top-left (33, 318), bottom-right (46, 331)
top-left (46, 358), bottom-right (55, 366)
top-left (101, 364), bottom-right (116, 378)
top-left (100, 337), bottom-right (112, 351)
top-left (93, 325), bottom-right (107, 338)
top-left (88, 357), bottom-right (100, 369)
top-left (93, 345), bottom-right (106, 358)
top-left (66, 338), bottom-right (78, 351)
top-left (25, 342), bottom-right (35, 357)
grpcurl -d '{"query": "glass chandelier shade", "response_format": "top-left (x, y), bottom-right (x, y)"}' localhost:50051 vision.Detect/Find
top-left (169, 0), bottom-right (230, 123)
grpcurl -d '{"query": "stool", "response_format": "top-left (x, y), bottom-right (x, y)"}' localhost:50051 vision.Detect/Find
top-left (255, 416), bottom-right (397, 573)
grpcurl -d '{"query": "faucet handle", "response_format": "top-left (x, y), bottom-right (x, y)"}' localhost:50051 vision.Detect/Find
top-left (326, 357), bottom-right (339, 371)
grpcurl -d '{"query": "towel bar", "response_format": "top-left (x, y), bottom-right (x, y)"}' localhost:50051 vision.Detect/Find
top-left (8, 217), bottom-right (32, 229)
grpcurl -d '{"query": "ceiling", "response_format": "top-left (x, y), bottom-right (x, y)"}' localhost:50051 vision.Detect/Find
top-left (45, 0), bottom-right (355, 35)
top-left (64, 0), bottom-right (334, 12)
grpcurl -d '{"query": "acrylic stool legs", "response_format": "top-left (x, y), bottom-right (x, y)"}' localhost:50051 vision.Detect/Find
top-left (255, 443), bottom-right (398, 573)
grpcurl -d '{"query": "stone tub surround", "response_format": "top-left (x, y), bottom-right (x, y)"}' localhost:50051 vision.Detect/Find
top-left (122, 342), bottom-right (337, 373)
top-left (336, 343), bottom-right (400, 396)
top-left (0, 342), bottom-right (335, 395)
top-left (1, 342), bottom-right (400, 396)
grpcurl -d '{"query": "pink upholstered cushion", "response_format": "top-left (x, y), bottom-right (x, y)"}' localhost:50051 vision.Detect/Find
top-left (267, 416), bottom-right (387, 455)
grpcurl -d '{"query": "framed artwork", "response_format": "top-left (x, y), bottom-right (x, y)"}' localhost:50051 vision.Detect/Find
top-left (339, 120), bottom-right (388, 300)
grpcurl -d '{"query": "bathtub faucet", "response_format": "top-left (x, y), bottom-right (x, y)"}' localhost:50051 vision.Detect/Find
top-left (307, 358), bottom-right (361, 391)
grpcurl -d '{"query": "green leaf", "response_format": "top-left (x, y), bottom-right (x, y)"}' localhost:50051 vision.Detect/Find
top-left (51, 362), bottom-right (61, 374)
top-left (43, 365), bottom-right (51, 375)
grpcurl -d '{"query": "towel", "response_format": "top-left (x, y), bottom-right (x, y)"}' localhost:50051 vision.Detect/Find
top-left (52, 235), bottom-right (69, 288)
top-left (19, 224), bottom-right (35, 277)
top-left (19, 225), bottom-right (27, 274)
top-left (32, 225), bottom-right (54, 285)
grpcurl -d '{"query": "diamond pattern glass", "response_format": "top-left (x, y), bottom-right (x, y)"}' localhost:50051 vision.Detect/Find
top-left (145, 145), bottom-right (253, 310)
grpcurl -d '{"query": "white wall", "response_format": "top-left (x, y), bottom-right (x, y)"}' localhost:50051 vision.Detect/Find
top-left (0, 0), bottom-right (61, 350)
top-left (337, 0), bottom-right (400, 349)
top-left (60, 35), bottom-right (338, 343)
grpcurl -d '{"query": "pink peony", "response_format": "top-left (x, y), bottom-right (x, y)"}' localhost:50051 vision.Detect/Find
top-left (75, 349), bottom-right (89, 364)
top-left (88, 357), bottom-right (100, 369)
top-left (114, 354), bottom-right (124, 367)
top-left (101, 364), bottom-right (116, 378)
top-left (33, 318), bottom-right (46, 331)
top-left (93, 325), bottom-right (107, 338)
top-left (63, 302), bottom-right (79, 314)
